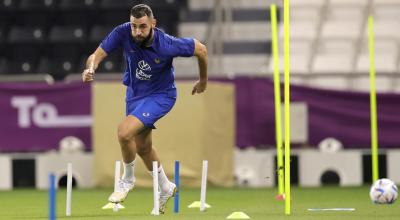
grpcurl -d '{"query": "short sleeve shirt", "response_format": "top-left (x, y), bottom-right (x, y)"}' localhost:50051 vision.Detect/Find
top-left (100, 23), bottom-right (195, 101)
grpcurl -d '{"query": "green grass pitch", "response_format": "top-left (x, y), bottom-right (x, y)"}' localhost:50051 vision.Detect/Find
top-left (0, 186), bottom-right (398, 220)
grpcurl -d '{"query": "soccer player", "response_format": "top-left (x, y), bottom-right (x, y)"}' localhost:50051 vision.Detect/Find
top-left (82, 4), bottom-right (208, 213)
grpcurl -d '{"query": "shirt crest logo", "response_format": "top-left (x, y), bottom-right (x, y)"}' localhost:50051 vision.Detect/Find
top-left (136, 60), bottom-right (152, 81)
top-left (138, 60), bottom-right (151, 71)
top-left (154, 58), bottom-right (160, 64)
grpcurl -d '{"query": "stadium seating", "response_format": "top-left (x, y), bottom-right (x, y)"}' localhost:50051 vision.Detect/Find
top-left (99, 0), bottom-right (132, 10)
top-left (0, 0), bottom-right (182, 78)
top-left (232, 9), bottom-right (271, 22)
top-left (19, 0), bottom-right (57, 10)
top-left (79, 49), bottom-right (124, 73)
top-left (0, 58), bottom-right (7, 74)
top-left (2, 58), bottom-right (38, 74)
top-left (188, 0), bottom-right (271, 10)
top-left (5, 43), bottom-right (42, 74)
top-left (14, 11), bottom-right (51, 27)
top-left (7, 26), bottom-right (46, 43)
top-left (306, 75), bottom-right (350, 91)
top-left (282, 21), bottom-right (318, 40)
top-left (49, 25), bottom-right (87, 43)
top-left (176, 0), bottom-right (276, 78)
top-left (312, 53), bottom-right (354, 74)
top-left (175, 0), bottom-right (400, 93)
top-left (224, 41), bottom-right (270, 54)
top-left (89, 25), bottom-right (114, 43)
top-left (291, 7), bottom-right (320, 21)
top-left (58, 0), bottom-right (99, 10)
top-left (180, 22), bottom-right (271, 42)
top-left (352, 75), bottom-right (394, 93)
top-left (356, 39), bottom-right (398, 74)
top-left (1, 0), bottom-right (400, 92)
top-left (0, 24), bottom-right (5, 54)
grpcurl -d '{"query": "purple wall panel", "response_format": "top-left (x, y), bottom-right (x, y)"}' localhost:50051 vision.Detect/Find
top-left (0, 82), bottom-right (91, 152)
top-left (233, 77), bottom-right (400, 149)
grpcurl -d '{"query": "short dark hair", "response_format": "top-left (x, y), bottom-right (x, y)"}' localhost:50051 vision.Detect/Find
top-left (130, 4), bottom-right (153, 19)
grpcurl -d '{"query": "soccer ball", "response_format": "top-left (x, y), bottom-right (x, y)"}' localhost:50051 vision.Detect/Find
top-left (369, 178), bottom-right (398, 204)
top-left (59, 136), bottom-right (85, 154)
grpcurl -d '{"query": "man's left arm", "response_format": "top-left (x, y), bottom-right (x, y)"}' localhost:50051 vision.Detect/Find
top-left (192, 39), bottom-right (208, 95)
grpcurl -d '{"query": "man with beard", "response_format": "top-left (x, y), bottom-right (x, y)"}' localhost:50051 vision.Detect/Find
top-left (82, 4), bottom-right (208, 214)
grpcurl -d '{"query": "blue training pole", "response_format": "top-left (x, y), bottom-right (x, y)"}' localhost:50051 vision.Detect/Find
top-left (49, 173), bottom-right (56, 220)
top-left (174, 161), bottom-right (180, 213)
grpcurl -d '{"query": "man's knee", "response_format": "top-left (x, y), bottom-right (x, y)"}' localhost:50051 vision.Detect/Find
top-left (118, 124), bottom-right (133, 143)
top-left (118, 116), bottom-right (144, 143)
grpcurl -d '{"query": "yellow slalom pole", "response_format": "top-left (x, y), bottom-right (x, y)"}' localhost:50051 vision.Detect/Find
top-left (270, 4), bottom-right (284, 197)
top-left (368, 16), bottom-right (379, 182)
top-left (283, 0), bottom-right (291, 215)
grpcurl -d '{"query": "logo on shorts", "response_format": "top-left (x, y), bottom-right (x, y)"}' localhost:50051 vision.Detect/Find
top-left (136, 60), bottom-right (152, 80)
top-left (154, 58), bottom-right (160, 64)
top-left (142, 112), bottom-right (150, 117)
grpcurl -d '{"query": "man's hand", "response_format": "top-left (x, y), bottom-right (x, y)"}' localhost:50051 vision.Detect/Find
top-left (82, 49), bottom-right (107, 83)
top-left (192, 39), bottom-right (207, 95)
top-left (82, 54), bottom-right (96, 82)
top-left (191, 80), bottom-right (207, 95)
top-left (82, 68), bottom-right (95, 82)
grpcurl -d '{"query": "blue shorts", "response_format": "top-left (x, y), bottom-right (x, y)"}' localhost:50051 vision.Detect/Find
top-left (126, 93), bottom-right (176, 129)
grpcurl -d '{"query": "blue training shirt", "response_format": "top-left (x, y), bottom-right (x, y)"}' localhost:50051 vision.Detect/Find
top-left (100, 23), bottom-right (195, 101)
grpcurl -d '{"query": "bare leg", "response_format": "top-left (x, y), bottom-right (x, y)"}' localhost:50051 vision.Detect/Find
top-left (136, 128), bottom-right (173, 195)
top-left (117, 115), bottom-right (145, 163)
top-left (134, 121), bottom-right (176, 214)
top-left (135, 129), bottom-right (160, 171)
top-left (108, 116), bottom-right (144, 203)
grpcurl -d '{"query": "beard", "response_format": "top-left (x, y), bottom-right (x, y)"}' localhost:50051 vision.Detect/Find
top-left (134, 28), bottom-right (153, 47)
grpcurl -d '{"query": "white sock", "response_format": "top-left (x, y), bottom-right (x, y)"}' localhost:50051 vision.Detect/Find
top-left (157, 165), bottom-right (171, 193)
top-left (148, 165), bottom-right (171, 193)
top-left (122, 160), bottom-right (136, 183)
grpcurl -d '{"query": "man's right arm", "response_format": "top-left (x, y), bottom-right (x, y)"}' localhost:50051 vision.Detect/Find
top-left (82, 47), bottom-right (108, 82)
